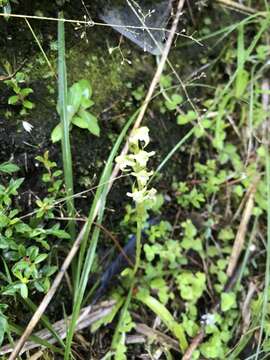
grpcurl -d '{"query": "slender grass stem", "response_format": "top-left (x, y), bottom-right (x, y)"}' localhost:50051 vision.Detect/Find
top-left (57, 11), bottom-right (76, 288)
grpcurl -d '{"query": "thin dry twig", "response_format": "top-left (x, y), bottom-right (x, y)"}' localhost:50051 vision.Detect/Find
top-left (135, 323), bottom-right (181, 353)
top-left (215, 0), bottom-right (265, 15)
top-left (227, 177), bottom-right (259, 277)
top-left (0, 301), bottom-right (115, 356)
top-left (0, 59), bottom-right (27, 81)
top-left (7, 3), bottom-right (185, 359)
top-left (182, 330), bottom-right (205, 360)
top-left (241, 282), bottom-right (257, 334)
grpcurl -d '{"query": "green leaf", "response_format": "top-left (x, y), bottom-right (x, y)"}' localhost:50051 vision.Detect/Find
top-left (80, 97), bottom-right (94, 109)
top-left (51, 123), bottom-right (63, 143)
top-left (75, 110), bottom-right (100, 136)
top-left (235, 69), bottom-right (249, 99)
top-left (0, 313), bottom-right (8, 346)
top-left (0, 162), bottom-right (19, 174)
top-left (177, 272), bottom-right (206, 303)
top-left (200, 334), bottom-right (223, 358)
top-left (221, 292), bottom-right (236, 312)
top-left (67, 82), bottom-right (83, 114)
top-left (23, 100), bottom-right (34, 109)
top-left (21, 88), bottom-right (33, 96)
top-left (47, 228), bottom-right (71, 239)
top-left (160, 74), bottom-right (172, 88)
top-left (8, 95), bottom-right (19, 105)
top-left (150, 278), bottom-right (170, 304)
top-left (218, 228), bottom-right (234, 242)
top-left (34, 254), bottom-right (48, 264)
top-left (71, 115), bottom-right (88, 129)
top-left (136, 292), bottom-right (188, 351)
top-left (177, 110), bottom-right (197, 125)
top-left (165, 94), bottom-right (183, 111)
top-left (20, 283), bottom-right (28, 298)
top-left (79, 79), bottom-right (92, 98)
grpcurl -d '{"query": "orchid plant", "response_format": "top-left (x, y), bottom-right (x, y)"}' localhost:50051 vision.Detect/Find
top-left (112, 126), bottom-right (156, 358)
top-left (116, 126), bottom-right (156, 217)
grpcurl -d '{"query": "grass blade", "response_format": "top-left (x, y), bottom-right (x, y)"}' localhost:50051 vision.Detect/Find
top-left (58, 11), bottom-right (75, 241)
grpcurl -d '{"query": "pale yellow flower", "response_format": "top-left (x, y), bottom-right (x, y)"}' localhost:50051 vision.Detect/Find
top-left (131, 169), bottom-right (153, 187)
top-left (130, 150), bottom-right (155, 168)
top-left (115, 154), bottom-right (135, 171)
top-left (129, 127), bottom-right (150, 147)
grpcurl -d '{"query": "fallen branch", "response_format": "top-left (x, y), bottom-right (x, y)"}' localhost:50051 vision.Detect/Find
top-left (214, 0), bottom-right (266, 16)
top-left (227, 177), bottom-right (259, 277)
top-left (182, 330), bottom-right (205, 360)
top-left (1, 301), bottom-right (115, 356)
top-left (135, 323), bottom-right (181, 353)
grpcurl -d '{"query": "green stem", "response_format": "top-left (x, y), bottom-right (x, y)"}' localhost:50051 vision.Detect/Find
top-left (57, 11), bottom-right (76, 287)
top-left (111, 206), bottom-right (143, 351)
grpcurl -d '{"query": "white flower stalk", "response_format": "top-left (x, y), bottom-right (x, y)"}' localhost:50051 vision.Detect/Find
top-left (116, 126), bottom-right (156, 206)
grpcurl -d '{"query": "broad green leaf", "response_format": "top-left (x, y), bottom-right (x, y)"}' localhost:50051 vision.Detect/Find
top-left (8, 95), bottom-right (19, 105)
top-left (51, 123), bottom-right (63, 143)
top-left (0, 162), bottom-right (19, 174)
top-left (235, 68), bottom-right (249, 98)
top-left (71, 116), bottom-right (88, 129)
top-left (20, 283), bottom-right (28, 299)
top-left (221, 292), bottom-right (236, 312)
top-left (21, 88), bottom-right (33, 96)
top-left (34, 254), bottom-right (48, 264)
top-left (80, 97), bottom-right (94, 110)
top-left (78, 79), bottom-right (92, 98)
top-left (160, 74), bottom-right (172, 88)
top-left (165, 94), bottom-right (183, 111)
top-left (23, 100), bottom-right (34, 109)
top-left (77, 110), bottom-right (100, 136)
top-left (67, 82), bottom-right (82, 114)
top-left (135, 292), bottom-right (188, 351)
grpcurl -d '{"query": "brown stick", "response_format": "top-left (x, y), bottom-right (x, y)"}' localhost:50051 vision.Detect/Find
top-left (214, 0), bottom-right (262, 14)
top-left (226, 177), bottom-right (259, 277)
top-left (182, 330), bottom-right (205, 360)
top-left (0, 59), bottom-right (27, 81)
top-left (135, 323), bottom-right (181, 353)
top-left (1, 301), bottom-right (115, 356)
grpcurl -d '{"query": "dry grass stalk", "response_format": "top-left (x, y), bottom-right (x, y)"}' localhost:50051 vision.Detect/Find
top-left (226, 177), bottom-right (259, 277)
top-left (1, 301), bottom-right (115, 356)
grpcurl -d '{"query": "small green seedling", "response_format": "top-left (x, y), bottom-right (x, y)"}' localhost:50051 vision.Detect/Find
top-left (5, 71), bottom-right (34, 115)
top-left (51, 79), bottom-right (100, 142)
